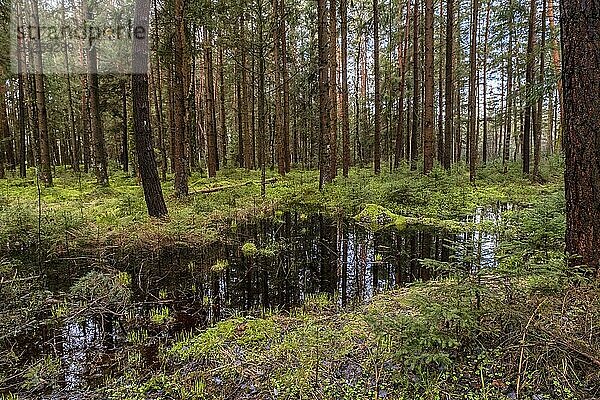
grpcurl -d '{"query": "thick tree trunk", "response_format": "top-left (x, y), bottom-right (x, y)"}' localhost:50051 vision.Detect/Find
top-left (131, 0), bottom-right (168, 217)
top-left (561, 0), bottom-right (600, 271)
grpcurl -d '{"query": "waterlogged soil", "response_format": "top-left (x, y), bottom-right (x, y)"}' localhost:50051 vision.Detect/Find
top-left (1, 206), bottom-right (508, 399)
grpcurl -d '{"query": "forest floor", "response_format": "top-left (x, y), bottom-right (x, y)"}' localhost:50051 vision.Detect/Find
top-left (2, 158), bottom-right (599, 399)
top-left (0, 158), bottom-right (563, 253)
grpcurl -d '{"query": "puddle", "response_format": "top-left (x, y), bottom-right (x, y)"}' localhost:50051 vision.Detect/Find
top-left (6, 206), bottom-right (507, 397)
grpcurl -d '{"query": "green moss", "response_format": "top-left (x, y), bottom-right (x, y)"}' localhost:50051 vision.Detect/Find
top-left (0, 161), bottom-right (564, 255)
top-left (211, 259), bottom-right (229, 273)
top-left (241, 242), bottom-right (258, 257)
top-left (354, 203), bottom-right (408, 232)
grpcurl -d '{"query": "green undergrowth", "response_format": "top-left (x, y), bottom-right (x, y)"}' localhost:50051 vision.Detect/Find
top-left (97, 178), bottom-right (600, 400)
top-left (0, 159), bottom-right (563, 256)
top-left (103, 271), bottom-right (599, 400)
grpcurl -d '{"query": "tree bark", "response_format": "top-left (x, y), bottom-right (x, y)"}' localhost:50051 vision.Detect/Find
top-left (151, 0), bottom-right (167, 180)
top-left (131, 0), bottom-right (168, 217)
top-left (534, 0), bottom-right (546, 178)
top-left (204, 31), bottom-right (219, 178)
top-left (443, 0), bottom-right (454, 169)
top-left (281, 0), bottom-right (291, 172)
top-left (423, 0), bottom-right (434, 174)
top-left (482, 0), bottom-right (491, 164)
top-left (373, 0), bottom-right (381, 175)
top-left (16, 25), bottom-right (27, 178)
top-left (218, 46), bottom-right (227, 168)
top-left (318, 0), bottom-right (330, 189)
top-left (273, 0), bottom-right (285, 175)
top-left (340, 0), bottom-right (350, 177)
top-left (468, 0), bottom-right (479, 182)
top-left (31, 0), bottom-right (52, 186)
top-left (523, 0), bottom-right (536, 175)
top-left (561, 0), bottom-right (600, 271)
top-left (547, 0), bottom-right (564, 152)
top-left (329, 0), bottom-right (338, 179)
top-left (121, 80), bottom-right (129, 172)
top-left (411, 0), bottom-right (419, 171)
top-left (173, 0), bottom-right (188, 195)
top-left (503, 0), bottom-right (514, 171)
top-left (436, 0), bottom-right (444, 165)
top-left (395, 0), bottom-right (411, 168)
top-left (0, 82), bottom-right (8, 179)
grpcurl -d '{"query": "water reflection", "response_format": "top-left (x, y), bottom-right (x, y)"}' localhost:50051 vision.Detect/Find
top-left (21, 208), bottom-right (505, 396)
top-left (138, 210), bottom-right (500, 320)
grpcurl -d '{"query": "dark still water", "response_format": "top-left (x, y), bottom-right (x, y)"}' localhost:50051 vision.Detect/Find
top-left (3, 208), bottom-right (502, 397)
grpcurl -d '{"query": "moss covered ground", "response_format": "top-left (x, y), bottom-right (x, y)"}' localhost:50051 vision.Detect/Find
top-left (4, 158), bottom-right (598, 400)
top-left (0, 158), bottom-right (563, 254)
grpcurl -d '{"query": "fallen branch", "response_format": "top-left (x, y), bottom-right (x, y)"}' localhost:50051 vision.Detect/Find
top-left (0, 275), bottom-right (40, 285)
top-left (191, 178), bottom-right (277, 195)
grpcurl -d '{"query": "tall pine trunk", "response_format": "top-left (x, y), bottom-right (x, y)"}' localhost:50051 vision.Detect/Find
top-left (318, 0), bottom-right (330, 189)
top-left (173, 0), bottom-right (188, 195)
top-left (410, 0), bottom-right (419, 171)
top-left (204, 31), bottom-right (219, 178)
top-left (482, 0), bottom-right (491, 164)
top-left (533, 0), bottom-right (546, 178)
top-left (423, 0), bottom-right (434, 173)
top-left (467, 0), bottom-right (479, 182)
top-left (443, 0), bottom-right (454, 169)
top-left (394, 0), bottom-right (410, 167)
top-left (523, 0), bottom-right (536, 175)
top-left (561, 0), bottom-right (600, 272)
top-left (503, 0), bottom-right (514, 171)
top-left (329, 0), bottom-right (338, 179)
top-left (340, 0), bottom-right (350, 177)
top-left (547, 0), bottom-right (563, 152)
top-left (373, 0), bottom-right (381, 174)
top-left (131, 0), bottom-right (167, 217)
top-left (31, 0), bottom-right (52, 186)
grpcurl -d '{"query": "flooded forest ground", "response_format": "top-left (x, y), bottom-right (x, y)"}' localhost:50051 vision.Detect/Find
top-left (1, 160), bottom-right (599, 399)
